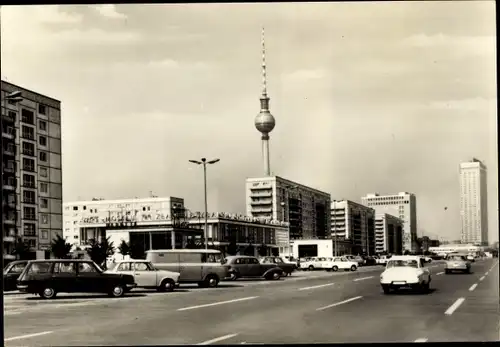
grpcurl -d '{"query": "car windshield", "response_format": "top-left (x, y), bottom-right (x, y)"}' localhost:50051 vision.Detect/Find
top-left (386, 260), bottom-right (419, 268)
top-left (317, 257), bottom-right (326, 261)
top-left (448, 255), bottom-right (466, 261)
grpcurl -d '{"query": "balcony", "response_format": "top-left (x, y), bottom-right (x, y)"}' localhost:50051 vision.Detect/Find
top-left (2, 126), bottom-right (15, 140)
top-left (3, 165), bottom-right (15, 174)
top-left (2, 112), bottom-right (15, 123)
top-left (4, 218), bottom-right (16, 225)
top-left (2, 181), bottom-right (16, 191)
top-left (251, 199), bottom-right (273, 206)
top-left (3, 236), bottom-right (15, 243)
top-left (3, 146), bottom-right (16, 157)
top-left (3, 200), bottom-right (17, 209)
top-left (250, 191), bottom-right (272, 198)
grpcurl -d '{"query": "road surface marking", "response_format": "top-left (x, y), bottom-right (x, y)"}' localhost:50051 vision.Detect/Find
top-left (444, 297), bottom-right (465, 316)
top-left (414, 338), bottom-right (428, 342)
top-left (316, 296), bottom-right (363, 311)
top-left (436, 272), bottom-right (444, 275)
top-left (469, 283), bottom-right (478, 292)
top-left (177, 296), bottom-right (259, 311)
top-left (5, 331), bottom-right (53, 341)
top-left (197, 333), bottom-right (239, 345)
top-left (298, 283), bottom-right (335, 291)
top-left (479, 276), bottom-right (485, 281)
top-left (353, 276), bottom-right (374, 282)
top-left (485, 272), bottom-right (489, 276)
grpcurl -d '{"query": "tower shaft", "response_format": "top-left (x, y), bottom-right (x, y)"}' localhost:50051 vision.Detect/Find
top-left (262, 134), bottom-right (271, 176)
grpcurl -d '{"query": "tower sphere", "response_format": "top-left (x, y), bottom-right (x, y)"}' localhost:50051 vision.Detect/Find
top-left (255, 110), bottom-right (276, 134)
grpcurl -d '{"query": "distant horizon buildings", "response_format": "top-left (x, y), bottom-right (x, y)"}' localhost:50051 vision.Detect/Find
top-left (361, 192), bottom-right (417, 252)
top-left (459, 158), bottom-right (488, 245)
top-left (375, 213), bottom-right (404, 254)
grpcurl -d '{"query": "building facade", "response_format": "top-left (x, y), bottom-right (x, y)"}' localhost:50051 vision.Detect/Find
top-left (331, 200), bottom-right (376, 255)
top-left (245, 176), bottom-right (331, 245)
top-left (2, 81), bottom-right (63, 260)
top-left (459, 158), bottom-right (488, 245)
top-left (374, 213), bottom-right (404, 255)
top-left (361, 192), bottom-right (417, 252)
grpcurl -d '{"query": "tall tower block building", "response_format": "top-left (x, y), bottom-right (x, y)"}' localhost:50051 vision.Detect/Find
top-left (254, 27), bottom-right (275, 177)
top-left (459, 158), bottom-right (488, 245)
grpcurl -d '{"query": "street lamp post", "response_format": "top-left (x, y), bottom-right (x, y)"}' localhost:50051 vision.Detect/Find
top-left (189, 158), bottom-right (220, 250)
top-left (333, 200), bottom-right (338, 257)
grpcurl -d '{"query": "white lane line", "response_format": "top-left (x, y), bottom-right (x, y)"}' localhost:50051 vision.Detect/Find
top-left (298, 283), bottom-right (335, 291)
top-left (469, 283), bottom-right (478, 292)
top-left (436, 272), bottom-right (444, 275)
top-left (353, 276), bottom-right (374, 282)
top-left (5, 331), bottom-right (53, 341)
top-left (414, 338), bottom-right (428, 342)
top-left (444, 297), bottom-right (465, 316)
top-left (485, 272), bottom-right (489, 276)
top-left (177, 296), bottom-right (259, 312)
top-left (316, 296), bottom-right (363, 311)
top-left (197, 333), bottom-right (239, 345)
top-left (479, 276), bottom-right (485, 281)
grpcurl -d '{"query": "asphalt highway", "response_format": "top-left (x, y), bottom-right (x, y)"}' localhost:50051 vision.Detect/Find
top-left (4, 259), bottom-right (498, 345)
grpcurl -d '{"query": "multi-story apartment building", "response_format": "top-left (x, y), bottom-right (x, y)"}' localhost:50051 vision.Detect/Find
top-left (2, 81), bottom-right (63, 260)
top-left (245, 176), bottom-right (331, 243)
top-left (375, 213), bottom-right (404, 254)
top-left (459, 158), bottom-right (488, 245)
top-left (331, 200), bottom-right (376, 255)
top-left (361, 192), bottom-right (417, 252)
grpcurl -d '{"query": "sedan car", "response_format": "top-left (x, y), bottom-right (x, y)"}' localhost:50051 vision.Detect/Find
top-left (380, 256), bottom-right (431, 294)
top-left (224, 256), bottom-right (283, 280)
top-left (299, 257), bottom-right (324, 271)
top-left (106, 260), bottom-right (180, 291)
top-left (321, 257), bottom-right (358, 272)
top-left (445, 255), bottom-right (471, 274)
top-left (259, 256), bottom-right (296, 276)
top-left (3, 260), bottom-right (29, 291)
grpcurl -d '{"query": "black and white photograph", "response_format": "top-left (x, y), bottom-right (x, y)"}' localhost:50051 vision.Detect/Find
top-left (1, 1), bottom-right (498, 345)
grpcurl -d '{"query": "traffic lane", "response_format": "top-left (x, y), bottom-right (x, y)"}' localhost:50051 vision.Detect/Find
top-left (423, 260), bottom-right (499, 342)
top-left (4, 269), bottom-right (390, 346)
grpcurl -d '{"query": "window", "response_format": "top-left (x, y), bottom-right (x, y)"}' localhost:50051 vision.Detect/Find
top-left (39, 120), bottom-right (47, 131)
top-left (134, 262), bottom-right (150, 271)
top-left (117, 263), bottom-right (130, 271)
top-left (40, 198), bottom-right (48, 208)
top-left (54, 262), bottom-right (76, 273)
top-left (8, 263), bottom-right (27, 274)
top-left (23, 190), bottom-right (36, 204)
top-left (23, 174), bottom-right (36, 188)
top-left (24, 223), bottom-right (36, 236)
top-left (23, 207), bottom-right (36, 220)
top-left (40, 167), bottom-right (48, 177)
top-left (21, 109), bottom-right (35, 124)
top-left (21, 125), bottom-right (34, 140)
top-left (39, 151), bottom-right (47, 162)
top-left (40, 183), bottom-right (48, 193)
top-left (27, 262), bottom-right (51, 275)
top-left (38, 104), bottom-right (46, 115)
top-left (41, 230), bottom-right (49, 239)
top-left (41, 214), bottom-right (49, 224)
top-left (22, 158), bottom-right (35, 172)
top-left (83, 206), bottom-right (87, 210)
top-left (22, 141), bottom-right (35, 156)
top-left (78, 262), bottom-right (98, 273)
top-left (39, 136), bottom-right (47, 146)
top-left (202, 253), bottom-right (223, 263)
top-left (73, 235), bottom-right (78, 239)
top-left (73, 206), bottom-right (78, 211)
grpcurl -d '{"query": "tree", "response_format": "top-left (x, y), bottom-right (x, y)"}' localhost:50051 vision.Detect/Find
top-left (117, 240), bottom-right (130, 260)
top-left (12, 238), bottom-right (31, 260)
top-left (129, 241), bottom-right (146, 260)
top-left (86, 238), bottom-right (106, 267)
top-left (258, 243), bottom-right (267, 257)
top-left (50, 234), bottom-right (72, 259)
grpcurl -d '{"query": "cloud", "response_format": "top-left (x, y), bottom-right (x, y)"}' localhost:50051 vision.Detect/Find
top-left (93, 5), bottom-right (127, 19)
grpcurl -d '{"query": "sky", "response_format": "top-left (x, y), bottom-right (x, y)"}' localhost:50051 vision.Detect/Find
top-left (1, 2), bottom-right (497, 243)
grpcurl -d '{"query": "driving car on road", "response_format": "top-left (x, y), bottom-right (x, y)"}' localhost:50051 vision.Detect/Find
top-left (3, 260), bottom-right (29, 291)
top-left (16, 259), bottom-right (136, 299)
top-left (224, 255), bottom-right (283, 280)
top-left (321, 257), bottom-right (358, 272)
top-left (380, 256), bottom-right (431, 294)
top-left (259, 256), bottom-right (296, 276)
top-left (345, 255), bottom-right (365, 267)
top-left (377, 255), bottom-right (392, 266)
top-left (445, 254), bottom-right (471, 274)
top-left (106, 260), bottom-right (180, 292)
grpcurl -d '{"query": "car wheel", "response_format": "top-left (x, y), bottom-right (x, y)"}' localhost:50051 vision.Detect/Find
top-left (283, 272), bottom-right (289, 277)
top-left (229, 272), bottom-right (239, 281)
top-left (109, 284), bottom-right (125, 298)
top-left (308, 265), bottom-right (314, 271)
top-left (350, 265), bottom-right (357, 271)
top-left (204, 275), bottom-right (219, 288)
top-left (382, 285), bottom-right (390, 295)
top-left (332, 266), bottom-right (339, 272)
top-left (40, 287), bottom-right (57, 300)
top-left (421, 281), bottom-right (430, 293)
top-left (272, 272), bottom-right (281, 280)
top-left (159, 279), bottom-right (175, 292)
top-left (445, 269), bottom-right (450, 274)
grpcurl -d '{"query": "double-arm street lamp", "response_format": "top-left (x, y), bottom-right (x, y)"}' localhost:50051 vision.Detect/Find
top-left (189, 158), bottom-right (220, 250)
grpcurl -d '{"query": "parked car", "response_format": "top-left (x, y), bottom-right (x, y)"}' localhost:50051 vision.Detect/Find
top-left (224, 255), bottom-right (283, 280)
top-left (3, 260), bottom-right (29, 292)
top-left (259, 256), bottom-right (296, 276)
top-left (16, 259), bottom-right (136, 299)
top-left (445, 254), bottom-right (471, 274)
top-left (380, 256), bottom-right (431, 294)
top-left (146, 249), bottom-right (229, 288)
top-left (362, 256), bottom-right (377, 266)
top-left (105, 260), bottom-right (180, 292)
top-left (345, 255), bottom-right (365, 267)
top-left (299, 257), bottom-right (326, 271)
top-left (321, 257), bottom-right (358, 272)
top-left (377, 255), bottom-right (392, 266)
top-left (281, 256), bottom-right (300, 268)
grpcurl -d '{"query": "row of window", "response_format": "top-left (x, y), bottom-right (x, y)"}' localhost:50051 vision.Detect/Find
top-left (19, 106), bottom-right (47, 123)
top-left (22, 174), bottom-right (49, 191)
top-left (22, 191), bottom-right (50, 207)
top-left (21, 206), bottom-right (52, 224)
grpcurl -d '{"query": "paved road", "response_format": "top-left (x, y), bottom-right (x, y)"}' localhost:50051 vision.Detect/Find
top-left (4, 259), bottom-right (498, 345)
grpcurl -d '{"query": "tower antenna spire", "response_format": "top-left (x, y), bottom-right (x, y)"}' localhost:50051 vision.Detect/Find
top-left (261, 26), bottom-right (268, 97)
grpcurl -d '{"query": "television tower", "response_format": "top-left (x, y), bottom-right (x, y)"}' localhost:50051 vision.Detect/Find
top-left (254, 27), bottom-right (276, 177)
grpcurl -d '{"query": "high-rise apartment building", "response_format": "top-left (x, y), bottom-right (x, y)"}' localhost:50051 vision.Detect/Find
top-left (2, 81), bottom-right (63, 260)
top-left (245, 176), bottom-right (331, 246)
top-left (374, 213), bottom-right (404, 254)
top-left (331, 200), bottom-right (376, 255)
top-left (361, 192), bottom-right (417, 252)
top-left (459, 158), bottom-right (488, 245)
